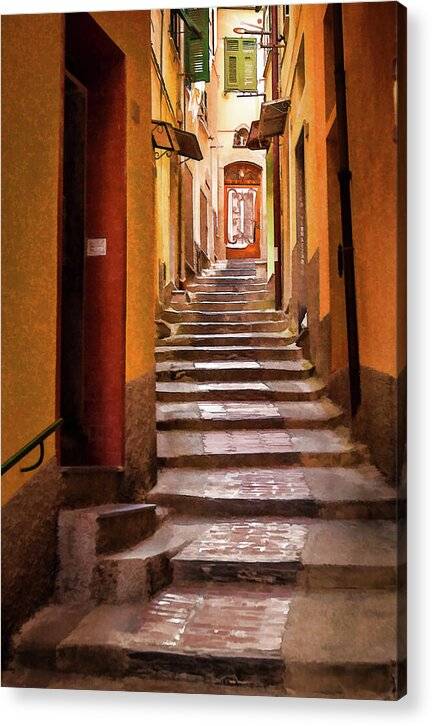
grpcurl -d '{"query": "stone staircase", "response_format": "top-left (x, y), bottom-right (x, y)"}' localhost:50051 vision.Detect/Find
top-left (6, 259), bottom-right (404, 699)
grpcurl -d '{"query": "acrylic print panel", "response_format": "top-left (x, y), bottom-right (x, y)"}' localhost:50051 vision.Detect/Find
top-left (1, 1), bottom-right (406, 701)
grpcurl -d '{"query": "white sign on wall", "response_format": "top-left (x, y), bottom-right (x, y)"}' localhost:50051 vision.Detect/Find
top-left (87, 238), bottom-right (107, 256)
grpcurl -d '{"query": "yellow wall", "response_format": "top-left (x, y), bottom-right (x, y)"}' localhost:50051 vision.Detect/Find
top-left (92, 11), bottom-right (155, 379)
top-left (277, 2), bottom-right (400, 379)
top-left (2, 11), bottom-right (156, 504)
top-left (1, 14), bottom-right (64, 504)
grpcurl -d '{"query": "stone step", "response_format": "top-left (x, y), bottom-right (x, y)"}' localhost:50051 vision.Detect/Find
top-left (188, 281), bottom-right (267, 294)
top-left (190, 290), bottom-right (270, 303)
top-left (171, 300), bottom-right (273, 311)
top-left (201, 269), bottom-right (257, 277)
top-left (91, 520), bottom-right (209, 605)
top-left (156, 378), bottom-right (326, 402)
top-left (172, 519), bottom-right (397, 589)
top-left (194, 275), bottom-right (258, 284)
top-left (149, 465), bottom-right (398, 520)
top-left (163, 309), bottom-right (284, 323)
top-left (156, 427), bottom-right (367, 468)
top-left (12, 588), bottom-right (400, 698)
top-left (155, 345), bottom-right (303, 362)
top-left (156, 359), bottom-right (314, 383)
top-left (175, 320), bottom-right (290, 335)
top-left (156, 399), bottom-right (343, 430)
top-left (56, 503), bottom-right (157, 603)
top-left (157, 332), bottom-right (296, 348)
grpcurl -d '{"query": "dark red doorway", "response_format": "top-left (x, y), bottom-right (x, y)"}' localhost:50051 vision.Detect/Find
top-left (59, 13), bottom-right (126, 467)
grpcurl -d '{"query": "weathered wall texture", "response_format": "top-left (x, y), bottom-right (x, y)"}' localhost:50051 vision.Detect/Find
top-left (1, 13), bottom-right (64, 506)
top-left (2, 11), bottom-right (157, 660)
top-left (276, 2), bottom-right (406, 484)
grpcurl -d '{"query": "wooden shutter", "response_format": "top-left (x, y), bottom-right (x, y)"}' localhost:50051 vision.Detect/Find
top-left (224, 38), bottom-right (257, 92)
top-left (185, 9), bottom-right (210, 82)
top-left (224, 38), bottom-right (241, 91)
top-left (242, 39), bottom-right (257, 92)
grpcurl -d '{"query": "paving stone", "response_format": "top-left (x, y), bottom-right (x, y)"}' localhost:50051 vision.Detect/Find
top-left (149, 466), bottom-right (396, 519)
top-left (155, 344), bottom-right (303, 362)
top-left (156, 378), bottom-right (326, 402)
top-left (156, 399), bottom-right (343, 430)
top-left (173, 522), bottom-right (308, 584)
top-left (156, 358), bottom-right (314, 382)
top-left (157, 428), bottom-right (365, 468)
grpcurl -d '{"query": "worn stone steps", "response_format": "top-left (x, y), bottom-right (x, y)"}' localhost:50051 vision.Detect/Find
top-left (172, 519), bottom-right (397, 589)
top-left (155, 345), bottom-right (303, 362)
top-left (190, 290), bottom-right (270, 303)
top-left (194, 275), bottom-right (257, 284)
top-left (56, 503), bottom-right (157, 603)
top-left (157, 332), bottom-right (296, 348)
top-left (156, 399), bottom-right (342, 430)
top-left (171, 300), bottom-right (272, 311)
top-left (156, 378), bottom-right (326, 402)
top-left (175, 320), bottom-right (290, 335)
top-left (163, 308), bottom-right (284, 323)
top-left (149, 465), bottom-right (398, 520)
top-left (188, 281), bottom-right (267, 294)
top-left (156, 359), bottom-right (314, 383)
top-left (12, 587), bottom-right (400, 698)
top-left (156, 427), bottom-right (367, 468)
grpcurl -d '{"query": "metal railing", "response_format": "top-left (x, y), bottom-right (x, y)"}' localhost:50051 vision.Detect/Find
top-left (1, 418), bottom-right (63, 476)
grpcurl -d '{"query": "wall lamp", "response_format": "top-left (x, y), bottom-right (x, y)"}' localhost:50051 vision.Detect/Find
top-left (151, 119), bottom-right (180, 160)
top-left (233, 26), bottom-right (285, 43)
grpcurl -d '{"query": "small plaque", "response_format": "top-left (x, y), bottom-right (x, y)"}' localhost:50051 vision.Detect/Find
top-left (87, 238), bottom-right (107, 257)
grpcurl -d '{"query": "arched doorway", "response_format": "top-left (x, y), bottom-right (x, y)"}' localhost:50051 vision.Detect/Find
top-left (224, 161), bottom-right (262, 259)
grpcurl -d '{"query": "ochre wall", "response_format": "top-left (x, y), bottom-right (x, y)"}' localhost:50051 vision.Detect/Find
top-left (1, 14), bottom-right (64, 505)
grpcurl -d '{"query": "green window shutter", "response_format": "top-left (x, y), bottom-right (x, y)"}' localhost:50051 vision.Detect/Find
top-left (185, 9), bottom-right (210, 82)
top-left (224, 38), bottom-right (241, 91)
top-left (242, 39), bottom-right (257, 92)
top-left (224, 38), bottom-right (257, 92)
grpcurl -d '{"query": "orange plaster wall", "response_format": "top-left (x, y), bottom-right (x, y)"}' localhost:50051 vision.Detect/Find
top-left (343, 1), bottom-right (399, 378)
top-left (1, 14), bottom-right (64, 504)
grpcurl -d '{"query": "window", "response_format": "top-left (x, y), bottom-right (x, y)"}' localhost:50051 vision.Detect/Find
top-left (224, 38), bottom-right (257, 93)
top-left (233, 126), bottom-right (249, 148)
top-left (185, 9), bottom-right (210, 83)
top-left (169, 10), bottom-right (181, 54)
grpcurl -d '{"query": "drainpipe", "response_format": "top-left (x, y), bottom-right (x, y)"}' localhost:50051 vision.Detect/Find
top-left (333, 4), bottom-right (361, 416)
top-left (271, 5), bottom-right (282, 310)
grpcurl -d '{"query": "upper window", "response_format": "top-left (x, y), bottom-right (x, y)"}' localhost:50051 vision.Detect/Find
top-left (169, 10), bottom-right (181, 54)
top-left (224, 38), bottom-right (257, 93)
top-left (233, 126), bottom-right (249, 148)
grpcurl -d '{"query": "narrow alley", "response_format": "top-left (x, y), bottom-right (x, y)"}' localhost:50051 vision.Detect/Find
top-left (2, 4), bottom-right (406, 700)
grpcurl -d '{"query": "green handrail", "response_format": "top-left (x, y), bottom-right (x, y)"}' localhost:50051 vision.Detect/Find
top-left (1, 418), bottom-right (63, 476)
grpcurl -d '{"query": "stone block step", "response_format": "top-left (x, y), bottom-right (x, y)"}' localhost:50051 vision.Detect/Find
top-left (156, 427), bottom-right (367, 468)
top-left (91, 520), bottom-right (209, 605)
top-left (156, 359), bottom-right (314, 383)
top-left (155, 345), bottom-right (303, 362)
top-left (163, 309), bottom-right (284, 323)
top-left (149, 465), bottom-right (398, 520)
top-left (201, 269), bottom-right (257, 277)
top-left (188, 281), bottom-right (267, 294)
top-left (157, 332), bottom-right (296, 348)
top-left (156, 399), bottom-right (342, 430)
top-left (175, 320), bottom-right (290, 335)
top-left (190, 290), bottom-right (270, 303)
top-left (170, 300), bottom-right (272, 311)
top-left (13, 588), bottom-right (401, 698)
top-left (194, 275), bottom-right (258, 284)
top-left (172, 519), bottom-right (397, 589)
top-left (156, 378), bottom-right (326, 402)
top-left (56, 504), bottom-right (157, 603)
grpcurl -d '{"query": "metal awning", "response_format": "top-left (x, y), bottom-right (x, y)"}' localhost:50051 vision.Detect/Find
top-left (258, 99), bottom-right (290, 138)
top-left (151, 120), bottom-right (180, 152)
top-left (246, 120), bottom-right (271, 151)
top-left (173, 128), bottom-right (203, 161)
